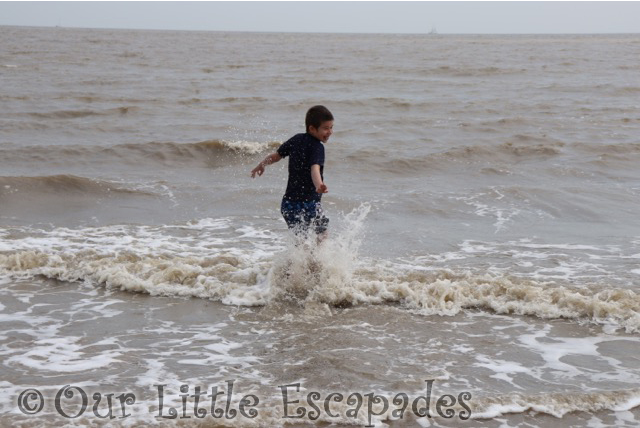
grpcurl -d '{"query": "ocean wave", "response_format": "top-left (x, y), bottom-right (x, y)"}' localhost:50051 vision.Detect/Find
top-left (578, 142), bottom-right (640, 157)
top-left (0, 140), bottom-right (279, 169)
top-left (344, 268), bottom-right (640, 332)
top-left (322, 97), bottom-right (441, 110)
top-left (613, 86), bottom-right (640, 95)
top-left (217, 96), bottom-right (270, 103)
top-left (483, 117), bottom-right (535, 126)
top-left (3, 247), bottom-right (638, 329)
top-left (472, 388), bottom-right (640, 420)
top-left (427, 65), bottom-right (529, 77)
top-left (108, 139), bottom-right (280, 165)
top-left (0, 175), bottom-right (152, 196)
top-left (345, 141), bottom-right (563, 174)
top-left (1, 206), bottom-right (639, 333)
top-left (25, 106), bottom-right (138, 119)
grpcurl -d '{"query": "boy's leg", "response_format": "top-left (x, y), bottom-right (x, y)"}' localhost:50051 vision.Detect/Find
top-left (303, 201), bottom-right (329, 244)
top-left (281, 199), bottom-right (310, 237)
top-left (280, 199), bottom-right (329, 239)
top-left (310, 202), bottom-right (329, 237)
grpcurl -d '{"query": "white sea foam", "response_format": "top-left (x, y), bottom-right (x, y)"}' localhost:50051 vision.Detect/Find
top-left (474, 355), bottom-right (532, 385)
top-left (222, 139), bottom-right (278, 155)
top-left (1, 206), bottom-right (640, 333)
top-left (266, 203), bottom-right (371, 304)
top-left (449, 188), bottom-right (522, 233)
top-left (6, 335), bottom-right (122, 372)
top-left (518, 327), bottom-right (640, 383)
top-left (472, 389), bottom-right (640, 420)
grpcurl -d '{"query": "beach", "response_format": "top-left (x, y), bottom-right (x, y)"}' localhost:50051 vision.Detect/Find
top-left (1, 26), bottom-right (640, 427)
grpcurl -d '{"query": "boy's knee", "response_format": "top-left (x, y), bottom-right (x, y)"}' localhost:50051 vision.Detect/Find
top-left (313, 215), bottom-right (329, 235)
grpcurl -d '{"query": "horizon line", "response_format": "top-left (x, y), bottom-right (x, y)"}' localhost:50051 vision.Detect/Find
top-left (1, 23), bottom-right (638, 37)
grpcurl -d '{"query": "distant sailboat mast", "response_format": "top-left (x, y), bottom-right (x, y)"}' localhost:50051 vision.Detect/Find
top-left (429, 25), bottom-right (438, 35)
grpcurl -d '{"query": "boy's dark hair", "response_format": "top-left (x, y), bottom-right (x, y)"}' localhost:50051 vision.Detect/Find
top-left (305, 105), bottom-right (333, 132)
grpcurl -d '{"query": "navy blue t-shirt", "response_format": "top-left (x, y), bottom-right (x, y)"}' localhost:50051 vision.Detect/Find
top-left (277, 133), bottom-right (325, 202)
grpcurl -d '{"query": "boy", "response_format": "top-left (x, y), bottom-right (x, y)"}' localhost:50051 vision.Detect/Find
top-left (251, 105), bottom-right (334, 239)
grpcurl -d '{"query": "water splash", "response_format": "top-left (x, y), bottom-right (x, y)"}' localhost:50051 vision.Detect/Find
top-left (267, 203), bottom-right (371, 305)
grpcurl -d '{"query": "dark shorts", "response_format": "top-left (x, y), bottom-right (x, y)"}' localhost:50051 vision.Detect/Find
top-left (281, 198), bottom-right (329, 235)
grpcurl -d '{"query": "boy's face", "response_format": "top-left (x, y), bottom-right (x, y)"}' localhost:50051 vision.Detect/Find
top-left (309, 120), bottom-right (334, 143)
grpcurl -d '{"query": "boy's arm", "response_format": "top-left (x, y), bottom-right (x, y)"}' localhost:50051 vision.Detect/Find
top-left (311, 164), bottom-right (328, 193)
top-left (251, 153), bottom-right (282, 178)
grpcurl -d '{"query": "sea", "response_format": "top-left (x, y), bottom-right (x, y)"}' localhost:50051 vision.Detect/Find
top-left (1, 26), bottom-right (640, 428)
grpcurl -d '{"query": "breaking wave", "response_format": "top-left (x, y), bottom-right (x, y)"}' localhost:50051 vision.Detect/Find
top-left (0, 174), bottom-right (153, 196)
top-left (1, 205), bottom-right (639, 333)
top-left (0, 140), bottom-right (279, 169)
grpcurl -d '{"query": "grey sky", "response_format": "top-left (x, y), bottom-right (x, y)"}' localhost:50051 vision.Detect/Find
top-left (1, 1), bottom-right (639, 35)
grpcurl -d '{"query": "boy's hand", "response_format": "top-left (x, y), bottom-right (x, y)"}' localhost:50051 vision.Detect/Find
top-left (311, 164), bottom-right (327, 193)
top-left (251, 153), bottom-right (282, 178)
top-left (250, 164), bottom-right (264, 178)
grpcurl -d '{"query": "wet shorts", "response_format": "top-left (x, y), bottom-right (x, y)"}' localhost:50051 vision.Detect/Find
top-left (281, 198), bottom-right (329, 235)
